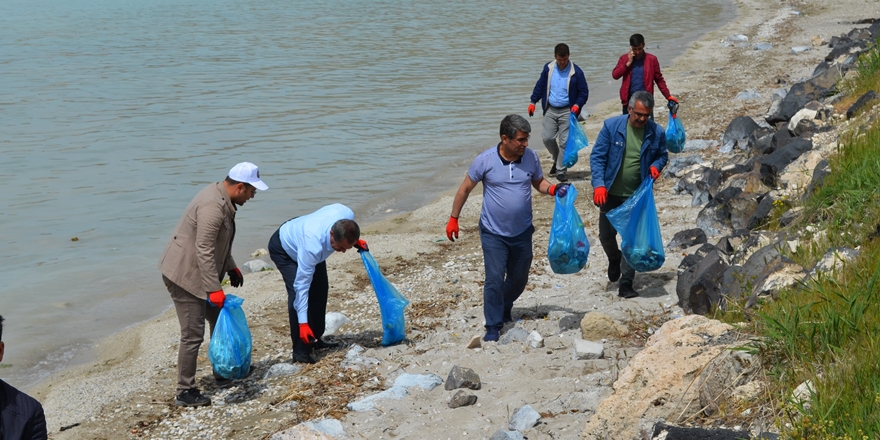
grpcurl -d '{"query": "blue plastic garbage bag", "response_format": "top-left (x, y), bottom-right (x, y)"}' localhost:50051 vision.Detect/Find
top-left (665, 111), bottom-right (686, 153)
top-left (562, 112), bottom-right (590, 168)
top-left (209, 294), bottom-right (253, 380)
top-left (606, 178), bottom-right (665, 272)
top-left (361, 251), bottom-right (410, 346)
top-left (548, 185), bottom-right (590, 274)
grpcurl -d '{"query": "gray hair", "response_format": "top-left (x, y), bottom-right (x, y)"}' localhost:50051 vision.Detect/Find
top-left (331, 219), bottom-right (360, 245)
top-left (499, 114), bottom-right (531, 139)
top-left (629, 90), bottom-right (654, 110)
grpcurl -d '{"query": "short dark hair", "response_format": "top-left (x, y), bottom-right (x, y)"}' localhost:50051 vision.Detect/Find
top-left (630, 33), bottom-right (645, 47)
top-left (331, 219), bottom-right (360, 245)
top-left (554, 43), bottom-right (570, 57)
top-left (499, 114), bottom-right (531, 140)
top-left (629, 90), bottom-right (655, 110)
top-left (0, 315), bottom-right (4, 342)
top-left (224, 176), bottom-right (254, 189)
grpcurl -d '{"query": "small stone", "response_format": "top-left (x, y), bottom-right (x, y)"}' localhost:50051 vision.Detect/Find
top-left (263, 363), bottom-right (301, 379)
top-left (508, 404), bottom-right (541, 431)
top-left (527, 331), bottom-right (544, 349)
top-left (448, 390), bottom-right (478, 408)
top-left (573, 339), bottom-right (604, 360)
top-left (445, 365), bottom-right (481, 391)
top-left (250, 248), bottom-right (268, 257)
top-left (466, 336), bottom-right (481, 349)
top-left (490, 430), bottom-right (525, 440)
top-left (499, 327), bottom-right (529, 345)
top-left (242, 259), bottom-right (272, 273)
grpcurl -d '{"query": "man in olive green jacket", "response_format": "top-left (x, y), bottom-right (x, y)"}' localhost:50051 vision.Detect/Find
top-left (159, 162), bottom-right (267, 406)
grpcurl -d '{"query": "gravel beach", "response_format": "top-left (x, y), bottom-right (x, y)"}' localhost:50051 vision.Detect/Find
top-left (29, 0), bottom-right (880, 438)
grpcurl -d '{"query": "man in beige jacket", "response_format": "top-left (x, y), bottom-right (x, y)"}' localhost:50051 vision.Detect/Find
top-left (159, 162), bottom-right (268, 407)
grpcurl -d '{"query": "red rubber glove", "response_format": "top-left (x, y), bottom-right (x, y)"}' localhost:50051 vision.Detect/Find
top-left (593, 186), bottom-right (607, 206)
top-left (548, 183), bottom-right (570, 198)
top-left (527, 103), bottom-right (535, 117)
top-left (446, 216), bottom-right (459, 242)
top-left (228, 267), bottom-right (243, 288)
top-left (354, 239), bottom-right (369, 252)
top-left (570, 104), bottom-right (579, 114)
top-left (668, 96), bottom-right (678, 103)
top-left (299, 323), bottom-right (316, 344)
top-left (208, 290), bottom-right (226, 308)
top-left (650, 166), bottom-right (660, 180)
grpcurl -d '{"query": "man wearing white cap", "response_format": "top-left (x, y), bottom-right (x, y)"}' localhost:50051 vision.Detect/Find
top-left (159, 162), bottom-right (267, 407)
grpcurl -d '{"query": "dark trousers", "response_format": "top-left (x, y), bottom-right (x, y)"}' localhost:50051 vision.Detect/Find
top-left (164, 275), bottom-right (220, 392)
top-left (598, 195), bottom-right (636, 287)
top-left (479, 223), bottom-right (534, 330)
top-left (268, 228), bottom-right (328, 356)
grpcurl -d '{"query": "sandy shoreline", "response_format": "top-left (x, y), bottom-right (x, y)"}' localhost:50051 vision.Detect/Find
top-left (28, 0), bottom-right (880, 438)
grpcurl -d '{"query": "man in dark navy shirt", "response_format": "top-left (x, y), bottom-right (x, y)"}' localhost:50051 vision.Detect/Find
top-left (0, 315), bottom-right (48, 440)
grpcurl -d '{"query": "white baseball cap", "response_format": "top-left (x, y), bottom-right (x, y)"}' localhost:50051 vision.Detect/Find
top-left (228, 162), bottom-right (268, 190)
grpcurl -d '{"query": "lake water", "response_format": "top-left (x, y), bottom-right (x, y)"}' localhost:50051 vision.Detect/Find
top-left (0, 0), bottom-right (733, 388)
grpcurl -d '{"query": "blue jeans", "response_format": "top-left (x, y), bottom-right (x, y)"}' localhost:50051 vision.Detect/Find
top-left (479, 223), bottom-right (534, 330)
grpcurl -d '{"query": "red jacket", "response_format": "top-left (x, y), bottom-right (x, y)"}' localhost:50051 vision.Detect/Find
top-left (612, 52), bottom-right (671, 105)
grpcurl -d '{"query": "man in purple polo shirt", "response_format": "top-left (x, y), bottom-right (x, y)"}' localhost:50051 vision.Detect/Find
top-left (445, 114), bottom-right (569, 342)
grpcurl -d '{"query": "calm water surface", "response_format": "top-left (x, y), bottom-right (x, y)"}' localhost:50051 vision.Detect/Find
top-left (0, 0), bottom-right (732, 388)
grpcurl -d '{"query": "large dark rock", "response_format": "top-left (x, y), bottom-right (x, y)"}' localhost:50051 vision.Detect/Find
top-left (722, 116), bottom-right (761, 152)
top-left (673, 167), bottom-right (722, 206)
top-left (747, 127), bottom-right (776, 156)
top-left (727, 192), bottom-right (762, 231)
top-left (698, 350), bottom-right (759, 416)
top-left (846, 90), bottom-right (878, 119)
top-left (792, 118), bottom-right (818, 137)
top-left (767, 69), bottom-right (840, 124)
top-left (717, 170), bottom-right (771, 196)
top-left (716, 231), bottom-right (749, 256)
top-left (445, 365), bottom-right (481, 391)
top-left (677, 249), bottom-right (729, 315)
top-left (771, 128), bottom-right (795, 151)
top-left (803, 159), bottom-right (831, 200)
top-left (678, 243), bottom-right (719, 275)
top-left (747, 255), bottom-right (806, 307)
top-left (696, 187), bottom-right (743, 235)
top-left (759, 138), bottom-right (813, 186)
top-left (666, 154), bottom-right (707, 177)
top-left (667, 228), bottom-right (708, 250)
top-left (651, 423), bottom-right (753, 440)
top-left (825, 39), bottom-right (868, 63)
top-left (747, 193), bottom-right (775, 230)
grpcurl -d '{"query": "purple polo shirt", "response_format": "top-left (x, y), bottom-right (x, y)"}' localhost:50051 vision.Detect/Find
top-left (467, 145), bottom-right (543, 237)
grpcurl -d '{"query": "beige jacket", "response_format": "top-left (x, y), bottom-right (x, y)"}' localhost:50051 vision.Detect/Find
top-left (159, 182), bottom-right (237, 298)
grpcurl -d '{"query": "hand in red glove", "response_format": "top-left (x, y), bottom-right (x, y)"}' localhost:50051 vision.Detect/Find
top-left (593, 186), bottom-right (607, 206)
top-left (668, 96), bottom-right (678, 103)
top-left (446, 216), bottom-right (459, 242)
top-left (650, 166), bottom-right (660, 180)
top-left (208, 290), bottom-right (226, 308)
top-left (527, 103), bottom-right (536, 117)
top-left (299, 323), bottom-right (316, 345)
top-left (548, 183), bottom-right (570, 198)
top-left (570, 104), bottom-right (579, 114)
top-left (354, 239), bottom-right (369, 252)
top-left (228, 267), bottom-right (243, 288)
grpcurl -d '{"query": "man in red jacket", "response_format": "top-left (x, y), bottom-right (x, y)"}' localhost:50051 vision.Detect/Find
top-left (612, 34), bottom-right (677, 117)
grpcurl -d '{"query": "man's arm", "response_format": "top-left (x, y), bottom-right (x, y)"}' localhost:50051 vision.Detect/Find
top-left (27, 403), bottom-right (47, 440)
top-left (292, 250), bottom-right (320, 323)
top-left (529, 64), bottom-right (550, 106)
top-left (450, 175), bottom-right (479, 218)
top-left (590, 124), bottom-right (613, 190)
top-left (611, 54), bottom-right (629, 80)
top-left (194, 202), bottom-right (225, 294)
top-left (574, 68), bottom-right (589, 111)
top-left (650, 55), bottom-right (672, 99)
top-left (531, 177), bottom-right (554, 194)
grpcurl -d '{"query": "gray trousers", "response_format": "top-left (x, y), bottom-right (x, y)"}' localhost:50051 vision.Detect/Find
top-left (541, 105), bottom-right (570, 170)
top-left (164, 275), bottom-right (220, 392)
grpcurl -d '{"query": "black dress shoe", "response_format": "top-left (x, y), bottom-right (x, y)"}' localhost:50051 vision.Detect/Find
top-left (314, 339), bottom-right (341, 350)
top-left (293, 352), bottom-right (317, 364)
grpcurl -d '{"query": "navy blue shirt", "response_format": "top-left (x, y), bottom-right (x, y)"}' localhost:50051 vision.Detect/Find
top-left (628, 57), bottom-right (645, 98)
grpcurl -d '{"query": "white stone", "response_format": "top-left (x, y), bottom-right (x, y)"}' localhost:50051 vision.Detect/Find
top-left (573, 339), bottom-right (604, 360)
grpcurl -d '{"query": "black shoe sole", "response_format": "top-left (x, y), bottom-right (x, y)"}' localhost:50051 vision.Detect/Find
top-left (175, 398), bottom-right (211, 407)
top-left (294, 354), bottom-right (317, 364)
top-left (618, 287), bottom-right (639, 299)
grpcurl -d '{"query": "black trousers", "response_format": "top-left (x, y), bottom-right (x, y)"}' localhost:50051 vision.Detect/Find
top-left (598, 194), bottom-right (636, 287)
top-left (268, 228), bottom-right (329, 355)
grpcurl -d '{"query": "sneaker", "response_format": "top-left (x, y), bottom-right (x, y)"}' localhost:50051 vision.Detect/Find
top-left (483, 328), bottom-right (500, 342)
top-left (314, 339), bottom-right (341, 350)
top-left (618, 284), bottom-right (639, 299)
top-left (293, 352), bottom-right (317, 364)
top-left (556, 169), bottom-right (568, 182)
top-left (175, 388), bottom-right (211, 407)
top-left (607, 257), bottom-right (621, 282)
top-left (549, 165), bottom-right (557, 176)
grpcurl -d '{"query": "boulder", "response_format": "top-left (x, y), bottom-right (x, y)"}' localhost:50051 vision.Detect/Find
top-left (677, 249), bottom-right (729, 314)
top-left (825, 39), bottom-right (868, 63)
top-left (759, 139), bottom-right (813, 187)
top-left (747, 127), bottom-right (776, 156)
top-left (767, 70), bottom-right (839, 124)
top-left (667, 228), bottom-right (708, 250)
top-left (721, 116), bottom-right (761, 153)
top-left (696, 187), bottom-right (742, 236)
top-left (778, 150), bottom-right (826, 194)
top-left (678, 243), bottom-right (719, 275)
top-left (716, 232), bottom-right (748, 256)
top-left (765, 88), bottom-right (788, 122)
top-left (846, 90), bottom-right (878, 119)
top-left (787, 107), bottom-right (818, 133)
top-left (792, 118), bottom-right (818, 137)
top-left (771, 127), bottom-right (795, 151)
top-left (803, 159), bottom-right (831, 200)
top-left (717, 170), bottom-right (771, 196)
top-left (730, 231), bottom-right (778, 266)
top-left (666, 154), bottom-right (709, 177)
top-left (580, 312), bottom-right (628, 340)
top-left (747, 255), bottom-right (807, 307)
top-left (583, 316), bottom-right (734, 440)
top-left (808, 247), bottom-right (859, 279)
top-left (778, 207), bottom-right (801, 228)
top-left (673, 167), bottom-right (722, 206)
top-left (747, 194), bottom-right (775, 230)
